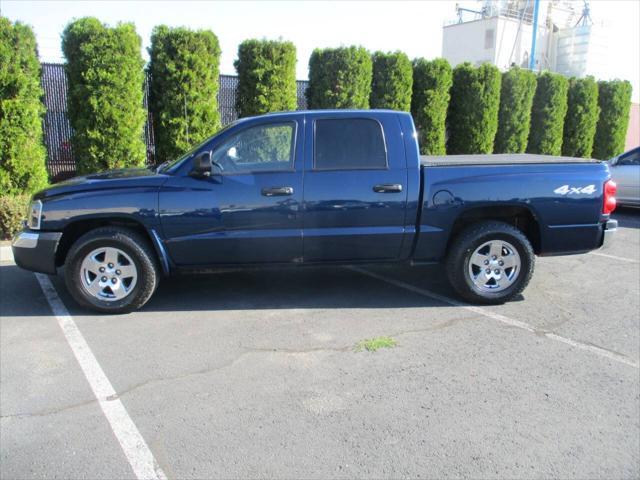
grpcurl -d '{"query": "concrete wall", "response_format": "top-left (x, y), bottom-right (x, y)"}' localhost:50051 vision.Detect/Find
top-left (494, 18), bottom-right (531, 69)
top-left (442, 16), bottom-right (550, 70)
top-left (442, 17), bottom-right (499, 67)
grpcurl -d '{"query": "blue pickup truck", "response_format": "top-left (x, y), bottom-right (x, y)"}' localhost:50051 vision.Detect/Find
top-left (12, 110), bottom-right (618, 313)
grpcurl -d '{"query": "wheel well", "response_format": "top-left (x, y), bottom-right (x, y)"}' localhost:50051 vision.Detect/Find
top-left (448, 206), bottom-right (541, 253)
top-left (55, 218), bottom-right (156, 267)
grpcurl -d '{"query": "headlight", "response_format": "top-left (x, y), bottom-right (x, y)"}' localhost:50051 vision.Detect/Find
top-left (27, 199), bottom-right (42, 230)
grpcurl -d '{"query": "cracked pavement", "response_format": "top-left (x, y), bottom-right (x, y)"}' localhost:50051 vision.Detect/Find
top-left (1, 209), bottom-right (639, 479)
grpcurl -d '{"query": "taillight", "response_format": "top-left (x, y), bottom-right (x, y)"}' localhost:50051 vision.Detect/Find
top-left (603, 179), bottom-right (617, 214)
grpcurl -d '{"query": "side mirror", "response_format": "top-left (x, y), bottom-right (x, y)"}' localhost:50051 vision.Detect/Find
top-left (191, 151), bottom-right (212, 177)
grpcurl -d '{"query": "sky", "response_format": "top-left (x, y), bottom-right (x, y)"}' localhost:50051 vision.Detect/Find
top-left (1, 0), bottom-right (639, 101)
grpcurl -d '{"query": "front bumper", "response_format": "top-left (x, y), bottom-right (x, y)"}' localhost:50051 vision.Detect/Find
top-left (600, 219), bottom-right (618, 249)
top-left (11, 230), bottom-right (62, 274)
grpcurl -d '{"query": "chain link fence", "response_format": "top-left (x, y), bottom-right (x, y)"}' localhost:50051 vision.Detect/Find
top-left (40, 63), bottom-right (309, 182)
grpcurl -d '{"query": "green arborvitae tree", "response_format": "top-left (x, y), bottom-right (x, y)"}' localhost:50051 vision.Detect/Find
top-left (592, 79), bottom-right (632, 160)
top-left (447, 62), bottom-right (501, 154)
top-left (62, 17), bottom-right (146, 174)
top-left (148, 25), bottom-right (221, 163)
top-left (306, 46), bottom-right (372, 109)
top-left (494, 67), bottom-right (537, 154)
top-left (411, 58), bottom-right (452, 155)
top-left (562, 76), bottom-right (599, 158)
top-left (234, 39), bottom-right (297, 118)
top-left (0, 17), bottom-right (48, 194)
top-left (370, 51), bottom-right (413, 111)
top-left (526, 71), bottom-right (569, 156)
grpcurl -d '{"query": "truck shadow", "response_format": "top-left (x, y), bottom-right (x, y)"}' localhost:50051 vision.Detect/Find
top-left (2, 262), bottom-right (524, 317)
top-left (0, 264), bottom-right (56, 317)
top-left (143, 265), bottom-right (460, 313)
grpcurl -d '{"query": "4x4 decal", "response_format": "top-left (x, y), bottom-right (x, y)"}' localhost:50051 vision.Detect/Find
top-left (553, 184), bottom-right (597, 195)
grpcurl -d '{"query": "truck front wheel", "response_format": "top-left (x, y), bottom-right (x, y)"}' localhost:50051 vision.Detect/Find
top-left (64, 227), bottom-right (159, 314)
top-left (446, 221), bottom-right (535, 304)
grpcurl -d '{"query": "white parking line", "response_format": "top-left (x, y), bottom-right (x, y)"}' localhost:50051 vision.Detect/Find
top-left (589, 251), bottom-right (639, 264)
top-left (35, 274), bottom-right (167, 480)
top-left (349, 266), bottom-right (639, 369)
top-left (0, 245), bottom-right (13, 262)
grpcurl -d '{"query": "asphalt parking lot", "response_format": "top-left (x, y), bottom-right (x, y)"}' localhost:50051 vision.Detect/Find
top-left (1, 210), bottom-right (639, 479)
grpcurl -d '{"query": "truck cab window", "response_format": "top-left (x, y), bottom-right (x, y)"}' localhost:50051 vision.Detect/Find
top-left (212, 122), bottom-right (295, 173)
top-left (314, 118), bottom-right (387, 170)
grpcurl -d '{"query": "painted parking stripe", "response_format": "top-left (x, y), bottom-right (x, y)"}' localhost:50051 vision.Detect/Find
top-left (349, 266), bottom-right (639, 369)
top-left (0, 245), bottom-right (13, 262)
top-left (589, 251), bottom-right (639, 264)
top-left (35, 274), bottom-right (167, 480)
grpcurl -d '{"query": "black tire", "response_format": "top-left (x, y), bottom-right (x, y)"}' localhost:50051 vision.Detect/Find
top-left (64, 227), bottom-right (159, 314)
top-left (446, 221), bottom-right (535, 304)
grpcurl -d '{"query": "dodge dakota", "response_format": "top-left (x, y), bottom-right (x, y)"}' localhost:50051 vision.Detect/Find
top-left (12, 110), bottom-right (618, 313)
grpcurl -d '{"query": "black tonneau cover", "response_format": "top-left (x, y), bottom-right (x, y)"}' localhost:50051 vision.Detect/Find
top-left (420, 153), bottom-right (600, 167)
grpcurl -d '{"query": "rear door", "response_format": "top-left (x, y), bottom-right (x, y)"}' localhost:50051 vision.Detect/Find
top-left (302, 112), bottom-right (409, 262)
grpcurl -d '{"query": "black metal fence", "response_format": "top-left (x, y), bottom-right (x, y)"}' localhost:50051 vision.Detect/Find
top-left (40, 63), bottom-right (309, 182)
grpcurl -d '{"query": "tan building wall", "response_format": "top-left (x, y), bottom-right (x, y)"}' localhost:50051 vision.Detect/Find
top-left (626, 103), bottom-right (640, 151)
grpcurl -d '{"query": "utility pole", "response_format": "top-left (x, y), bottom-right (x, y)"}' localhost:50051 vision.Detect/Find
top-left (529, 0), bottom-right (541, 71)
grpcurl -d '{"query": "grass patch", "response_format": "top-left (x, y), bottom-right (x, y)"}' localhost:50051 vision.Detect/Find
top-left (355, 336), bottom-right (397, 352)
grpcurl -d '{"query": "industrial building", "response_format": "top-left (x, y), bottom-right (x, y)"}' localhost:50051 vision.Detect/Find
top-left (442, 0), bottom-right (606, 79)
top-left (441, 0), bottom-right (638, 150)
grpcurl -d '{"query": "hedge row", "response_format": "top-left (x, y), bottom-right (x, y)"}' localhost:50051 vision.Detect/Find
top-left (527, 71), bottom-right (569, 156)
top-left (235, 39), bottom-right (297, 118)
top-left (370, 51), bottom-right (413, 111)
top-left (562, 76), bottom-right (599, 158)
top-left (148, 26), bottom-right (222, 164)
top-left (0, 17), bottom-right (48, 195)
top-left (447, 62), bottom-right (502, 154)
top-left (494, 67), bottom-right (537, 154)
top-left (593, 80), bottom-right (633, 160)
top-left (1, 16), bottom-right (637, 204)
top-left (309, 52), bottom-right (632, 158)
top-left (411, 58), bottom-right (452, 155)
top-left (0, 193), bottom-right (30, 239)
top-left (62, 18), bottom-right (147, 174)
top-left (307, 46), bottom-right (372, 109)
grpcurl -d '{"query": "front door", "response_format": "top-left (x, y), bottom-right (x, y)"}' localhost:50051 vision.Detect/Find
top-left (302, 113), bottom-right (409, 262)
top-left (160, 118), bottom-right (304, 266)
top-left (612, 147), bottom-right (640, 204)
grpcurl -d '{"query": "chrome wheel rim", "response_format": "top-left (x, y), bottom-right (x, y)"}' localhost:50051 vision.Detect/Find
top-left (468, 240), bottom-right (521, 293)
top-left (80, 247), bottom-right (137, 302)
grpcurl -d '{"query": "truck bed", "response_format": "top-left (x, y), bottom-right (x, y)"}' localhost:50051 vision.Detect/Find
top-left (420, 153), bottom-right (601, 167)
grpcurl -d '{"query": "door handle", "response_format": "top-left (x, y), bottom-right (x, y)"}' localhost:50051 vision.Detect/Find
top-left (373, 183), bottom-right (403, 193)
top-left (261, 186), bottom-right (294, 197)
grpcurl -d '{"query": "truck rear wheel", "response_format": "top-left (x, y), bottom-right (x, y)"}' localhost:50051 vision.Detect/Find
top-left (446, 221), bottom-right (534, 304)
top-left (64, 227), bottom-right (159, 314)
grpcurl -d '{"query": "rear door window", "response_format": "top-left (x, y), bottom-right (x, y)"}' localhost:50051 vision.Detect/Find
top-left (314, 118), bottom-right (387, 170)
top-left (618, 149), bottom-right (640, 166)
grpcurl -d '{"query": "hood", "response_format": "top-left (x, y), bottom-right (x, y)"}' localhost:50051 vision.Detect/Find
top-left (34, 167), bottom-right (168, 200)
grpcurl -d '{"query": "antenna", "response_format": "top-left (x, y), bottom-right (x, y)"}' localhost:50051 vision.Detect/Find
top-left (529, 0), bottom-right (541, 70)
top-left (575, 0), bottom-right (593, 27)
top-left (455, 2), bottom-right (485, 23)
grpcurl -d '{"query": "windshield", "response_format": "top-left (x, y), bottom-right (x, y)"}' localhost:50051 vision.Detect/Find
top-left (157, 121), bottom-right (240, 173)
